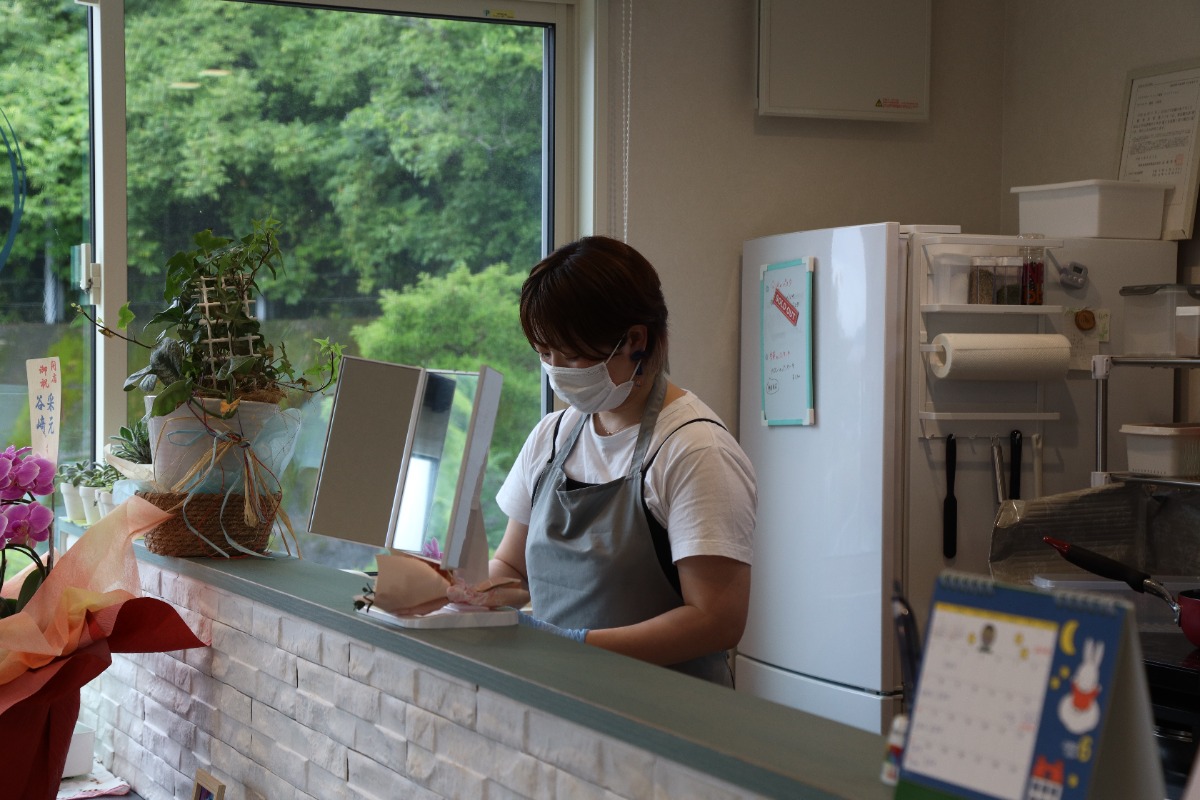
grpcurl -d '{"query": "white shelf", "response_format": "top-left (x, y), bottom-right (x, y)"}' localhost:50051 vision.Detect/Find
top-left (918, 234), bottom-right (1064, 249)
top-left (920, 304), bottom-right (1063, 315)
top-left (918, 411), bottom-right (1059, 422)
top-left (1092, 354), bottom-right (1200, 485)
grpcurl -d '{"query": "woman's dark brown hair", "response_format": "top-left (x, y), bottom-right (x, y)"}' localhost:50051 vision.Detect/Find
top-left (520, 236), bottom-right (669, 376)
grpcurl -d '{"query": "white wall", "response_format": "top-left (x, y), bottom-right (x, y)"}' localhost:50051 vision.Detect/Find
top-left (608, 0), bottom-right (1200, 430)
top-left (1000, 0), bottom-right (1200, 240)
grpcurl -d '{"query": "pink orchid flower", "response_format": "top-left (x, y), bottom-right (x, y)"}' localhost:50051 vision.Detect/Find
top-left (1, 502), bottom-right (55, 546)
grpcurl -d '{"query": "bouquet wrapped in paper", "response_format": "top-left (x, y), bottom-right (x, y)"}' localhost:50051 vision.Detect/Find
top-left (0, 497), bottom-right (207, 800)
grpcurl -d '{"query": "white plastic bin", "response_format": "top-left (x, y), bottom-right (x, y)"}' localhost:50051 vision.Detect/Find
top-left (1011, 179), bottom-right (1169, 239)
top-left (1120, 423), bottom-right (1200, 477)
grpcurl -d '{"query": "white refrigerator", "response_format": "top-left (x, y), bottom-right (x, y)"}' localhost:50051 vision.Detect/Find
top-left (735, 222), bottom-right (1177, 734)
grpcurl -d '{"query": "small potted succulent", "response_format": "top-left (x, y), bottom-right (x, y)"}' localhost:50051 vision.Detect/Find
top-left (70, 462), bottom-right (121, 525)
top-left (56, 461), bottom-right (89, 523)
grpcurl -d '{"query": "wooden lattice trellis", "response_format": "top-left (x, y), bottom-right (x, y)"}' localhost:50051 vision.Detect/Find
top-left (193, 274), bottom-right (263, 380)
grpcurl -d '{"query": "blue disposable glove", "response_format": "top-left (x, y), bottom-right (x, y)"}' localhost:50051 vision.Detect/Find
top-left (517, 611), bottom-right (588, 643)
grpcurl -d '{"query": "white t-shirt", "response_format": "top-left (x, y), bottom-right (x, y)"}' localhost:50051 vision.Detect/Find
top-left (496, 391), bottom-right (756, 565)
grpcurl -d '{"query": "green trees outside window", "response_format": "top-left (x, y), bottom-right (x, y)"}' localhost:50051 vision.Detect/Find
top-left (1, 0), bottom-right (550, 568)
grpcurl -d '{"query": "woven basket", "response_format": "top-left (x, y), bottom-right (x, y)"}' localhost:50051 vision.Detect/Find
top-left (137, 491), bottom-right (280, 557)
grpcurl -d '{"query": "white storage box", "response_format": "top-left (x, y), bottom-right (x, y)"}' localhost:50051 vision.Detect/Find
top-left (1010, 179), bottom-right (1169, 239)
top-left (1121, 284), bottom-right (1200, 355)
top-left (1120, 423), bottom-right (1200, 477)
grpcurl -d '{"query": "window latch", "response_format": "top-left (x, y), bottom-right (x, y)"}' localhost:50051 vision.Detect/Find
top-left (73, 242), bottom-right (102, 306)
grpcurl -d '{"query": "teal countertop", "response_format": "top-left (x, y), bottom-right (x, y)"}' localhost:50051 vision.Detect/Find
top-left (136, 547), bottom-right (892, 800)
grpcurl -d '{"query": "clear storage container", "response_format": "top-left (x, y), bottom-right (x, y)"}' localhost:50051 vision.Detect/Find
top-left (994, 257), bottom-right (1023, 305)
top-left (1121, 284), bottom-right (1200, 356)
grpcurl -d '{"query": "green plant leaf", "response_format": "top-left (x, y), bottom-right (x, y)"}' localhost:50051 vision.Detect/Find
top-left (152, 379), bottom-right (194, 415)
top-left (17, 568), bottom-right (43, 610)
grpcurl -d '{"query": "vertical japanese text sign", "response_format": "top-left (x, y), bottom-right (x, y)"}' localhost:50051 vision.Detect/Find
top-left (26, 357), bottom-right (61, 465)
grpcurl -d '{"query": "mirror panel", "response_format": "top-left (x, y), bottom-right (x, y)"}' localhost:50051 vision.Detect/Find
top-left (308, 356), bottom-right (423, 548)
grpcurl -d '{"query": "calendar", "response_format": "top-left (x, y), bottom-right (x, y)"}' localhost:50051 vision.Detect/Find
top-left (895, 571), bottom-right (1164, 800)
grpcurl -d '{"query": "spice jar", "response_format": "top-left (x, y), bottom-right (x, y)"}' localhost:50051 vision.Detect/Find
top-left (1019, 233), bottom-right (1045, 306)
top-left (995, 257), bottom-right (1023, 305)
top-left (968, 257), bottom-right (996, 304)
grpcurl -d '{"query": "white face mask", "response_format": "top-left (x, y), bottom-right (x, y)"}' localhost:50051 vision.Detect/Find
top-left (542, 340), bottom-right (639, 414)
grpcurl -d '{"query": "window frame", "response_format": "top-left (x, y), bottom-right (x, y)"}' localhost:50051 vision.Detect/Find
top-left (85, 0), bottom-right (600, 456)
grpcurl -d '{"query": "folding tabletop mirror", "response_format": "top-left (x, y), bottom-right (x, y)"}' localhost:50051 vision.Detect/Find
top-left (309, 356), bottom-right (511, 627)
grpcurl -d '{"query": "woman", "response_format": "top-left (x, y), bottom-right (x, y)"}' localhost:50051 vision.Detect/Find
top-left (490, 235), bottom-right (756, 685)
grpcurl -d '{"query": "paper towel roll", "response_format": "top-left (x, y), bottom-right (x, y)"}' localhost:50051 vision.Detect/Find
top-left (929, 333), bottom-right (1071, 381)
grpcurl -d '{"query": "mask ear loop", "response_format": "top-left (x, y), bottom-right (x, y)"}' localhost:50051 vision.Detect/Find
top-left (631, 349), bottom-right (646, 376)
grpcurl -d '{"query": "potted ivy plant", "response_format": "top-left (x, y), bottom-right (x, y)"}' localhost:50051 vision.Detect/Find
top-left (76, 217), bottom-right (341, 556)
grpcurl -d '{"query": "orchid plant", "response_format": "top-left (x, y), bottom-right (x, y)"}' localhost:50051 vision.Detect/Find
top-left (0, 446), bottom-right (56, 619)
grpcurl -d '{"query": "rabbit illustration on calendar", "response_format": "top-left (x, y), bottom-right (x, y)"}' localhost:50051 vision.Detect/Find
top-left (1058, 638), bottom-right (1104, 735)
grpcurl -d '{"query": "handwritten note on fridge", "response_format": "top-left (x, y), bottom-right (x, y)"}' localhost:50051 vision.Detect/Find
top-left (759, 258), bottom-right (814, 426)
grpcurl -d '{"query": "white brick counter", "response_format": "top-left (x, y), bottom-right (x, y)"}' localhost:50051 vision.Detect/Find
top-left (79, 549), bottom-right (888, 800)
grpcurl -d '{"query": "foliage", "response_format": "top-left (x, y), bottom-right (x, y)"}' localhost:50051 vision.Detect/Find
top-left (3, 1), bottom-right (546, 563)
top-left (353, 263), bottom-right (540, 546)
top-left (109, 417), bottom-right (151, 465)
top-left (0, 2), bottom-right (87, 313)
top-left (56, 459), bottom-right (119, 490)
top-left (119, 2), bottom-right (542, 308)
top-left (56, 460), bottom-right (88, 488)
top-left (81, 218), bottom-right (344, 417)
top-left (0, 446), bottom-right (55, 619)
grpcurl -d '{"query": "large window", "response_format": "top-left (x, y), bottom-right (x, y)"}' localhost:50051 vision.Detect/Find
top-left (0, 2), bottom-right (94, 464)
top-left (2, 0), bottom-right (578, 571)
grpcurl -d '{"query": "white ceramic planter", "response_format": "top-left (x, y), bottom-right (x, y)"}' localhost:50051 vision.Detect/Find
top-left (78, 486), bottom-right (100, 525)
top-left (59, 482), bottom-right (86, 522)
top-left (97, 490), bottom-right (116, 518)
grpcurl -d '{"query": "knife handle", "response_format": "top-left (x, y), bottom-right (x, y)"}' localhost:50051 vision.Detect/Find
top-left (1043, 537), bottom-right (1150, 593)
top-left (946, 434), bottom-right (955, 492)
top-left (1009, 430), bottom-right (1022, 500)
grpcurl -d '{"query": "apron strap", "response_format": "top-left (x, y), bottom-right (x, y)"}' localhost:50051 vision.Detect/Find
top-left (641, 416), bottom-right (726, 599)
top-left (532, 409), bottom-right (577, 504)
top-left (627, 373), bottom-right (668, 478)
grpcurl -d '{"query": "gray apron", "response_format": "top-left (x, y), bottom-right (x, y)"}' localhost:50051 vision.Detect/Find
top-left (526, 375), bottom-right (732, 685)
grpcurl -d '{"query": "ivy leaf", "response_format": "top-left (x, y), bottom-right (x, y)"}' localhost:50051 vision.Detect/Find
top-left (152, 379), bottom-right (194, 415)
top-left (117, 302), bottom-right (136, 330)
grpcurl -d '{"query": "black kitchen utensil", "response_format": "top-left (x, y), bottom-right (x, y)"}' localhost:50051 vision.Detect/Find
top-left (1009, 429), bottom-right (1022, 500)
top-left (943, 434), bottom-right (957, 559)
top-left (892, 580), bottom-right (922, 712)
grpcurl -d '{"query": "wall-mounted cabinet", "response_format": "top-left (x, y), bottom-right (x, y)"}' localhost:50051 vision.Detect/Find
top-left (756, 0), bottom-right (931, 122)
